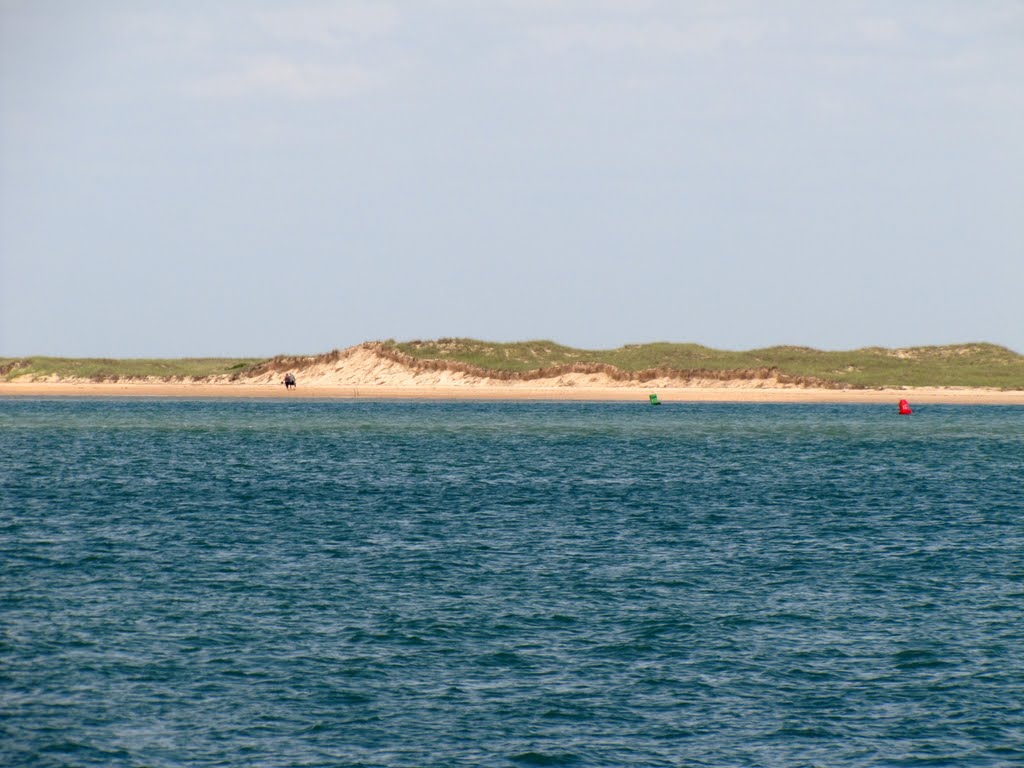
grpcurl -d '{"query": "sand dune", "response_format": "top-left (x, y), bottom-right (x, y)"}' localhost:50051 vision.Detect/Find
top-left (2, 344), bottom-right (1022, 403)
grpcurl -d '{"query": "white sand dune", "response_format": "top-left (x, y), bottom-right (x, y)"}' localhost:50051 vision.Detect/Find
top-left (232, 345), bottom-right (802, 390)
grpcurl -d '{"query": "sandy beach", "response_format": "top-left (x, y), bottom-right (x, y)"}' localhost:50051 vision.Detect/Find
top-left (2, 381), bottom-right (1022, 404)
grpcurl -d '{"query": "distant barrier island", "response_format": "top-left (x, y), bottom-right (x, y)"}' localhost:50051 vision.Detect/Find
top-left (3, 339), bottom-right (1023, 390)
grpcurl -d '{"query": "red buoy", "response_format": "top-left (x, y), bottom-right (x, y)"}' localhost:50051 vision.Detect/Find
top-left (898, 399), bottom-right (912, 415)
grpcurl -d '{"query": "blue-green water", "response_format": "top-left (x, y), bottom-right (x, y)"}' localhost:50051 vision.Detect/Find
top-left (2, 398), bottom-right (1022, 767)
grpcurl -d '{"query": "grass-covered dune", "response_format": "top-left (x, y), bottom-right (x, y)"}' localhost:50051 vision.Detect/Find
top-left (3, 341), bottom-right (1023, 389)
top-left (0, 357), bottom-right (259, 382)
top-left (387, 339), bottom-right (1024, 389)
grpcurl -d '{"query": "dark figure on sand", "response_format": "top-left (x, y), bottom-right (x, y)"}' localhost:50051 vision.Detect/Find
top-left (284, 373), bottom-right (296, 390)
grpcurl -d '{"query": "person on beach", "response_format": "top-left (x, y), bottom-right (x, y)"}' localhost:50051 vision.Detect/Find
top-left (284, 373), bottom-right (296, 390)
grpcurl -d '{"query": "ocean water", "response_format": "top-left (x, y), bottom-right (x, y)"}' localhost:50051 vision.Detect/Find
top-left (1, 398), bottom-right (1022, 768)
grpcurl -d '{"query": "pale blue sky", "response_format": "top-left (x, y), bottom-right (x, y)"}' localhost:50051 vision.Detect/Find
top-left (2, 1), bottom-right (1022, 356)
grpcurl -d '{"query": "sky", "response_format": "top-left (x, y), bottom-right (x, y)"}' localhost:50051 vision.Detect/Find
top-left (1, 0), bottom-right (1022, 357)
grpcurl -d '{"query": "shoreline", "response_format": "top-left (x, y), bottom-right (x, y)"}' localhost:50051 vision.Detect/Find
top-left (2, 382), bottom-right (1023, 404)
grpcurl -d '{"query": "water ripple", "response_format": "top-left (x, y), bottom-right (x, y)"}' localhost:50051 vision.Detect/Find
top-left (2, 399), bottom-right (1022, 766)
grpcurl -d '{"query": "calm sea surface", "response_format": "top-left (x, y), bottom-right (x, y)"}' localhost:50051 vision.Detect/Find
top-left (2, 398), bottom-right (1022, 767)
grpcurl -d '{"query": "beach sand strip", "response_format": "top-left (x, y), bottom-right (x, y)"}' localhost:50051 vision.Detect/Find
top-left (2, 382), bottom-right (1022, 404)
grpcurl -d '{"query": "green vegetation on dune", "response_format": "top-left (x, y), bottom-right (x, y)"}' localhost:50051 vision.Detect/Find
top-left (3, 341), bottom-right (1022, 388)
top-left (388, 339), bottom-right (1024, 389)
top-left (0, 357), bottom-right (260, 382)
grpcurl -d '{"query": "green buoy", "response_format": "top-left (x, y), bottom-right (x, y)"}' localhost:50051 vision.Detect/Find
top-left (649, 394), bottom-right (661, 405)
